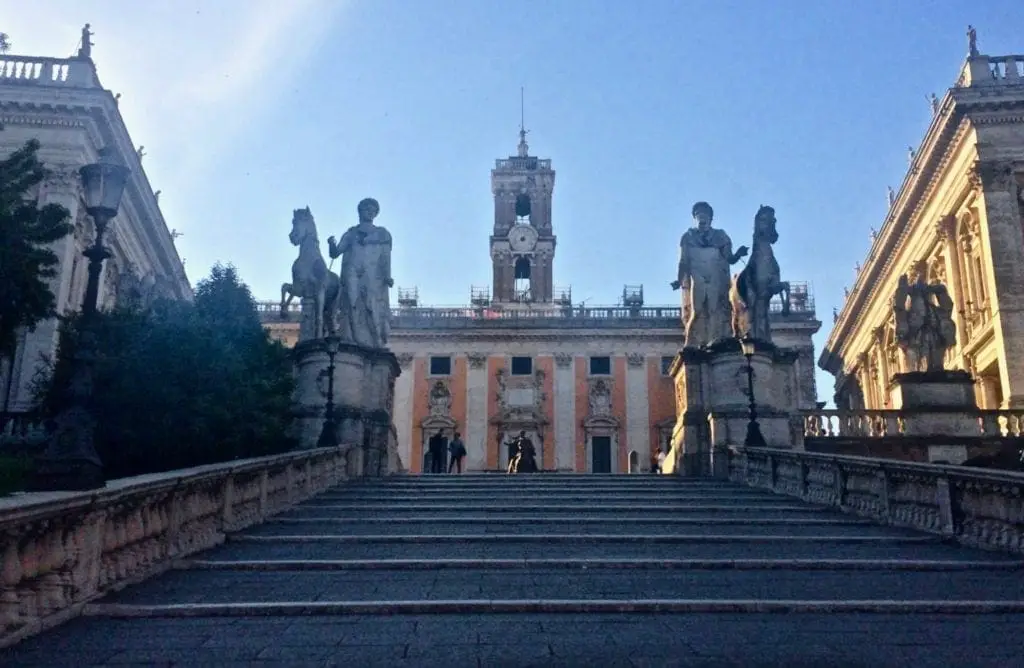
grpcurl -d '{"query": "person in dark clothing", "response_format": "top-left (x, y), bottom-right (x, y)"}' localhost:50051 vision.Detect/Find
top-left (509, 430), bottom-right (539, 473)
top-left (427, 429), bottom-right (447, 474)
top-left (448, 431), bottom-right (467, 473)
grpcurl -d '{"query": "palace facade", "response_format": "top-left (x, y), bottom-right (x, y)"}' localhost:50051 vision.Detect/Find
top-left (261, 132), bottom-right (822, 472)
top-left (819, 47), bottom-right (1024, 411)
top-left (0, 48), bottom-right (191, 415)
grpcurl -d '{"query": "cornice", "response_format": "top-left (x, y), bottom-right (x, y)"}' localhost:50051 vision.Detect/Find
top-left (0, 98), bottom-right (190, 299)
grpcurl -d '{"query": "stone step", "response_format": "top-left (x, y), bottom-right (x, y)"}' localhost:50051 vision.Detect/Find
top-left (280, 506), bottom-right (834, 521)
top-left (10, 612), bottom-right (1022, 667)
top-left (91, 567), bottom-right (1024, 606)
top-left (285, 503), bottom-right (826, 513)
top-left (227, 533), bottom-right (939, 545)
top-left (266, 515), bottom-right (873, 526)
top-left (244, 520), bottom-right (903, 538)
top-left (205, 538), bottom-right (1016, 562)
top-left (309, 493), bottom-right (786, 503)
top-left (182, 557), bottom-right (1024, 572)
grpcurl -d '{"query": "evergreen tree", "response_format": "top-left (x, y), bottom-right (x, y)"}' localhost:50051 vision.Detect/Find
top-left (34, 264), bottom-right (295, 478)
top-left (0, 139), bottom-right (74, 362)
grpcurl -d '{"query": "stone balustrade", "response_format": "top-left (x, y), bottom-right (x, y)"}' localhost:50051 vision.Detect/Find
top-left (803, 408), bottom-right (1024, 438)
top-left (0, 56), bottom-right (97, 88)
top-left (0, 446), bottom-right (355, 648)
top-left (730, 446), bottom-right (1024, 554)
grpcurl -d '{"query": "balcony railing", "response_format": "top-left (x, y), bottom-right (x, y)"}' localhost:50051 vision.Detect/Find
top-left (0, 55), bottom-right (97, 88)
top-left (803, 408), bottom-right (1024, 439)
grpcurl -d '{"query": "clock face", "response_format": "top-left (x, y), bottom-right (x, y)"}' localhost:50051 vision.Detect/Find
top-left (508, 224), bottom-right (538, 253)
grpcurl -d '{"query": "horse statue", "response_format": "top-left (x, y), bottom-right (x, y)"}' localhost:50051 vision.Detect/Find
top-left (280, 206), bottom-right (340, 340)
top-left (729, 205), bottom-right (790, 343)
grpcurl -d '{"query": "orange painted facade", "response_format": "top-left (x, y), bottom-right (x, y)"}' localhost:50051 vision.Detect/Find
top-left (647, 357), bottom-right (677, 455)
top-left (409, 357), bottom-right (428, 473)
top-left (573, 357), bottom-right (588, 471)
top-left (450, 356), bottom-right (467, 445)
top-left (536, 356), bottom-right (555, 470)
top-left (485, 356), bottom-right (505, 469)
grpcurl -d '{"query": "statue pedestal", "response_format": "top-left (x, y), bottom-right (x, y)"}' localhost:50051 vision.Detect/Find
top-left (291, 339), bottom-right (402, 476)
top-left (892, 370), bottom-right (979, 438)
top-left (666, 339), bottom-right (801, 477)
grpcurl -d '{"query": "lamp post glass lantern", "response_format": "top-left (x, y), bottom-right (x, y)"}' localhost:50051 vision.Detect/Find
top-left (740, 337), bottom-right (768, 448)
top-left (32, 147), bottom-right (130, 492)
top-left (317, 336), bottom-right (341, 449)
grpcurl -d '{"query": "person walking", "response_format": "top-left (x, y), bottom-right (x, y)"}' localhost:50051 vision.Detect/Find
top-left (427, 429), bottom-right (447, 474)
top-left (448, 431), bottom-right (467, 473)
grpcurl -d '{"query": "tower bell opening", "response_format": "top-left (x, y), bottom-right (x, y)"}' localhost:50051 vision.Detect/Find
top-left (515, 193), bottom-right (532, 221)
top-left (514, 257), bottom-right (532, 301)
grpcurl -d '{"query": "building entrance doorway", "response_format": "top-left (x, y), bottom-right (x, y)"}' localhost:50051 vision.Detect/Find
top-left (591, 436), bottom-right (612, 473)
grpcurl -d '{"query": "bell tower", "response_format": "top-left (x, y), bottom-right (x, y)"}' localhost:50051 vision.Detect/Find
top-left (489, 120), bottom-right (556, 304)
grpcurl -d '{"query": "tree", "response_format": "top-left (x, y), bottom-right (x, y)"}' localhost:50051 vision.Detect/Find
top-left (0, 33), bottom-right (10, 55)
top-left (0, 139), bottom-right (74, 363)
top-left (33, 264), bottom-right (296, 478)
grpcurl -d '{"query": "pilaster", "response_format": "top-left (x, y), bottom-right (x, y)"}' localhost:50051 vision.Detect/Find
top-left (393, 354), bottom-right (415, 471)
top-left (975, 161), bottom-right (1024, 405)
top-left (625, 353), bottom-right (650, 472)
top-left (465, 354), bottom-right (489, 470)
top-left (553, 353), bottom-right (575, 471)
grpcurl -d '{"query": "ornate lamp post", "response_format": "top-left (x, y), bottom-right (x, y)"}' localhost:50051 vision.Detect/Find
top-left (316, 336), bottom-right (340, 449)
top-left (739, 337), bottom-right (767, 449)
top-left (33, 147), bottom-right (130, 491)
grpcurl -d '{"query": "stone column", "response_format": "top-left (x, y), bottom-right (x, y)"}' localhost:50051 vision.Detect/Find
top-left (624, 353), bottom-right (650, 468)
top-left (393, 354), bottom-right (415, 471)
top-left (553, 353), bottom-right (575, 471)
top-left (9, 167), bottom-right (82, 410)
top-left (465, 354), bottom-right (489, 471)
top-left (975, 161), bottom-right (1024, 406)
top-left (936, 216), bottom-right (968, 347)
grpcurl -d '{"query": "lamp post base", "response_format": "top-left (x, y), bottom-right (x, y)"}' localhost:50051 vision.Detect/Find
top-left (744, 420), bottom-right (767, 448)
top-left (30, 457), bottom-right (104, 492)
top-left (317, 420), bottom-right (339, 449)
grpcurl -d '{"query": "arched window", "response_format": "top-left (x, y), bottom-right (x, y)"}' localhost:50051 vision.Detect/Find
top-left (514, 257), bottom-right (531, 301)
top-left (515, 193), bottom-right (531, 221)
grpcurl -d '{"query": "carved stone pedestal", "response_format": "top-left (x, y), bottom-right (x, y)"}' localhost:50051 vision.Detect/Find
top-left (291, 339), bottom-right (402, 476)
top-left (892, 371), bottom-right (979, 460)
top-left (666, 339), bottom-right (801, 477)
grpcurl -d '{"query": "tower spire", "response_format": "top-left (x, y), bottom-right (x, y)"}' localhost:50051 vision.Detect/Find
top-left (517, 86), bottom-right (529, 157)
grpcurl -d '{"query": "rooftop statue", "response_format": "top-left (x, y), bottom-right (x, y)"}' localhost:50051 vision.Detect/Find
top-left (77, 24), bottom-right (93, 60)
top-left (328, 198), bottom-right (394, 349)
top-left (281, 206), bottom-right (339, 341)
top-left (671, 201), bottom-right (748, 348)
top-left (893, 263), bottom-right (956, 373)
top-left (729, 205), bottom-right (790, 343)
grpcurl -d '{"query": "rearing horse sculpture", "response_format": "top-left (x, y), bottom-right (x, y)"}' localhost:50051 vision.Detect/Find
top-left (729, 205), bottom-right (790, 343)
top-left (281, 206), bottom-right (340, 340)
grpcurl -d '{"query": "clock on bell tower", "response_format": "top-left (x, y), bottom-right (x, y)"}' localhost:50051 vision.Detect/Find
top-left (489, 127), bottom-right (556, 303)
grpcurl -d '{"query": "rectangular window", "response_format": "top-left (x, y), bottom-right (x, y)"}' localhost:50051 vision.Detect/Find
top-left (589, 356), bottom-right (611, 376)
top-left (660, 356), bottom-right (675, 376)
top-left (511, 356), bottom-right (533, 376)
top-left (429, 356), bottom-right (451, 376)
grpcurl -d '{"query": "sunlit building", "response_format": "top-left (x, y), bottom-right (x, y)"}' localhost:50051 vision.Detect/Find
top-left (820, 47), bottom-right (1024, 410)
top-left (260, 131), bottom-right (822, 472)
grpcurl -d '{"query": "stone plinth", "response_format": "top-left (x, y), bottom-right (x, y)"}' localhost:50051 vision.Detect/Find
top-left (891, 370), bottom-right (980, 438)
top-left (292, 339), bottom-right (401, 475)
top-left (667, 338), bottom-right (801, 477)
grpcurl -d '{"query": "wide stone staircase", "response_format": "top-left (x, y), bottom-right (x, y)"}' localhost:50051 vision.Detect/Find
top-left (5, 474), bottom-right (1024, 666)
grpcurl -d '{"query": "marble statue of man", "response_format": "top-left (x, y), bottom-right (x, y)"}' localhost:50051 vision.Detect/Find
top-left (327, 198), bottom-right (393, 349)
top-left (670, 201), bottom-right (748, 348)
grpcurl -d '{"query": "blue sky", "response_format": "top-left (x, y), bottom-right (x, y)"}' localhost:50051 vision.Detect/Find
top-left (3, 0), bottom-right (1021, 401)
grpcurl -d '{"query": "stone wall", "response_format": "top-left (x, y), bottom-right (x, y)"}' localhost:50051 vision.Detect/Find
top-left (0, 446), bottom-right (354, 648)
top-left (730, 446), bottom-right (1024, 554)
